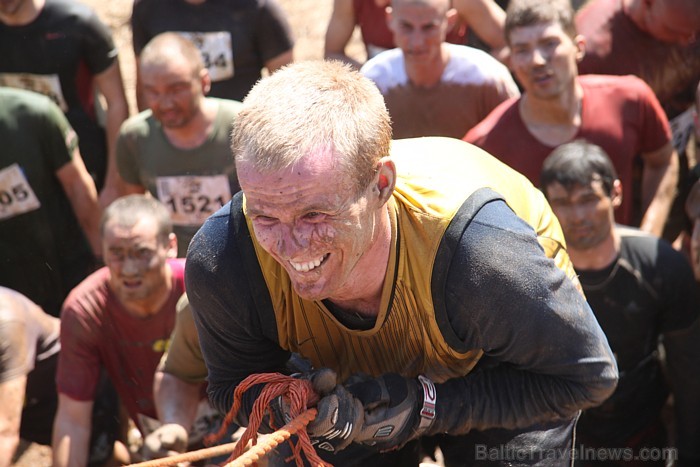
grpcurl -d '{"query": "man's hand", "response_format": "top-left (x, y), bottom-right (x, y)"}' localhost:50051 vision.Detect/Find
top-left (142, 423), bottom-right (189, 460)
top-left (306, 382), bottom-right (365, 453)
top-left (347, 373), bottom-right (436, 452)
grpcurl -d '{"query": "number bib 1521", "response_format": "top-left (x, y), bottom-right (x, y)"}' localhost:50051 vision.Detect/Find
top-left (156, 174), bottom-right (232, 226)
top-left (0, 163), bottom-right (42, 221)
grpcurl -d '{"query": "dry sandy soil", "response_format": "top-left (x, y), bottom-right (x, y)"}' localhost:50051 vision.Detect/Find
top-left (11, 0), bottom-right (362, 465)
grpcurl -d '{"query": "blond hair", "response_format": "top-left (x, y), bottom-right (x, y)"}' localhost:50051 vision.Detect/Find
top-left (232, 60), bottom-right (392, 194)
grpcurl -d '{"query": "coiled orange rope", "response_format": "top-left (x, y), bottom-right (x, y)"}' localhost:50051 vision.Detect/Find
top-left (126, 409), bottom-right (318, 467)
top-left (206, 372), bottom-right (331, 467)
top-left (127, 373), bottom-right (330, 467)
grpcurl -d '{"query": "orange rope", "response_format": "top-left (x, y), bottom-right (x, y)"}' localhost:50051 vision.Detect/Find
top-left (125, 408), bottom-right (318, 467)
top-left (205, 372), bottom-right (331, 467)
top-left (223, 408), bottom-right (317, 467)
top-left (126, 440), bottom-right (240, 467)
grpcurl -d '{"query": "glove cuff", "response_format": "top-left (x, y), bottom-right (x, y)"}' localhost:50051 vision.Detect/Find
top-left (417, 375), bottom-right (436, 434)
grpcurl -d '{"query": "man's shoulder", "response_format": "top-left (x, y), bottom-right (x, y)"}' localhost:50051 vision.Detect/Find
top-left (444, 44), bottom-right (512, 83)
top-left (579, 74), bottom-right (653, 101)
top-left (0, 88), bottom-right (57, 122)
top-left (464, 96), bottom-right (521, 141)
top-left (617, 225), bottom-right (684, 267)
top-left (188, 201), bottom-right (234, 258)
top-left (212, 97), bottom-right (244, 122)
top-left (577, 74), bottom-right (652, 95)
top-left (168, 258), bottom-right (187, 282)
top-left (119, 110), bottom-right (156, 137)
top-left (62, 267), bottom-right (111, 316)
top-left (360, 48), bottom-right (407, 92)
top-left (41, 0), bottom-right (103, 26)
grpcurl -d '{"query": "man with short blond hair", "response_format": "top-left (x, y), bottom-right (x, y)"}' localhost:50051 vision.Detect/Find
top-left (186, 60), bottom-right (617, 466)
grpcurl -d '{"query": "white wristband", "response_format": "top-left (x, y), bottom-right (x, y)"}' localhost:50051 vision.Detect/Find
top-left (417, 374), bottom-right (436, 432)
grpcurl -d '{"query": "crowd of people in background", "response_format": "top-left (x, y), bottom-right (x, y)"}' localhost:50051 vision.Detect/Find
top-left (1, 0), bottom-right (699, 465)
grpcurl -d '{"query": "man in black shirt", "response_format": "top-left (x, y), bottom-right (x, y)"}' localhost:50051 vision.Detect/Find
top-left (541, 140), bottom-right (700, 466)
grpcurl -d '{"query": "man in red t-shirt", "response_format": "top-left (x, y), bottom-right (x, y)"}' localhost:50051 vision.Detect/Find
top-left (465, 0), bottom-right (678, 237)
top-left (52, 195), bottom-right (185, 466)
top-left (576, 0), bottom-right (700, 149)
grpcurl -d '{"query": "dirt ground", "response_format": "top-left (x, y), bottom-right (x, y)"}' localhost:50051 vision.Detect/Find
top-left (11, 1), bottom-right (363, 465)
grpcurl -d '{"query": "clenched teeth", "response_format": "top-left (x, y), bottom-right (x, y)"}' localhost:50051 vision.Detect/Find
top-left (290, 254), bottom-right (328, 272)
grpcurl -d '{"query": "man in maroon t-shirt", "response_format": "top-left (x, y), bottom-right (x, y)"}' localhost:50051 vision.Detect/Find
top-left (52, 195), bottom-right (185, 466)
top-left (465, 0), bottom-right (678, 237)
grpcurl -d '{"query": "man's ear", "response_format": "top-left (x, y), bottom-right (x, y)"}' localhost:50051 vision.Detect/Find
top-left (374, 157), bottom-right (397, 205)
top-left (446, 8), bottom-right (458, 32)
top-left (611, 179), bottom-right (623, 208)
top-left (167, 233), bottom-right (178, 258)
top-left (574, 34), bottom-right (586, 62)
top-left (385, 6), bottom-right (394, 28)
top-left (200, 68), bottom-right (212, 96)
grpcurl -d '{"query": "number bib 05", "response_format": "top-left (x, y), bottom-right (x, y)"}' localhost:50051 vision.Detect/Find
top-left (0, 163), bottom-right (42, 221)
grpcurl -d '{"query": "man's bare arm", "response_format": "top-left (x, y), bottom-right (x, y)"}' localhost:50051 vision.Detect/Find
top-left (324, 0), bottom-right (364, 69)
top-left (95, 60), bottom-right (130, 209)
top-left (56, 151), bottom-right (102, 256)
top-left (640, 142), bottom-right (678, 237)
top-left (0, 376), bottom-right (27, 467)
top-left (454, 0), bottom-right (506, 47)
top-left (154, 370), bottom-right (201, 430)
top-left (52, 394), bottom-right (94, 467)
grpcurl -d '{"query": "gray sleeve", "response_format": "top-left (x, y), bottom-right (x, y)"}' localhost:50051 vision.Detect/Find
top-left (185, 200), bottom-right (291, 422)
top-left (430, 200), bottom-right (618, 435)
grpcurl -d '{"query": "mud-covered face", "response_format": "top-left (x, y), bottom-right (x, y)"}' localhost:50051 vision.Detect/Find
top-left (239, 148), bottom-right (387, 302)
top-left (103, 217), bottom-right (175, 305)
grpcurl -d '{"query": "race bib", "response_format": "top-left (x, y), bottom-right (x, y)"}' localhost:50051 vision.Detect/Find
top-left (669, 107), bottom-right (694, 154)
top-left (0, 164), bottom-right (41, 221)
top-left (176, 31), bottom-right (234, 82)
top-left (156, 174), bottom-right (231, 226)
top-left (0, 72), bottom-right (68, 111)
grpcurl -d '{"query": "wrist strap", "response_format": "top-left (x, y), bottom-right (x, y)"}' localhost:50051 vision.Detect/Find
top-left (417, 375), bottom-right (436, 433)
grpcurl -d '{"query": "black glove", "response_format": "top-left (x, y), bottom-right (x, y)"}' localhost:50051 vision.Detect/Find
top-left (263, 368), bottom-right (364, 454)
top-left (305, 369), bottom-right (365, 453)
top-left (347, 373), bottom-right (437, 452)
